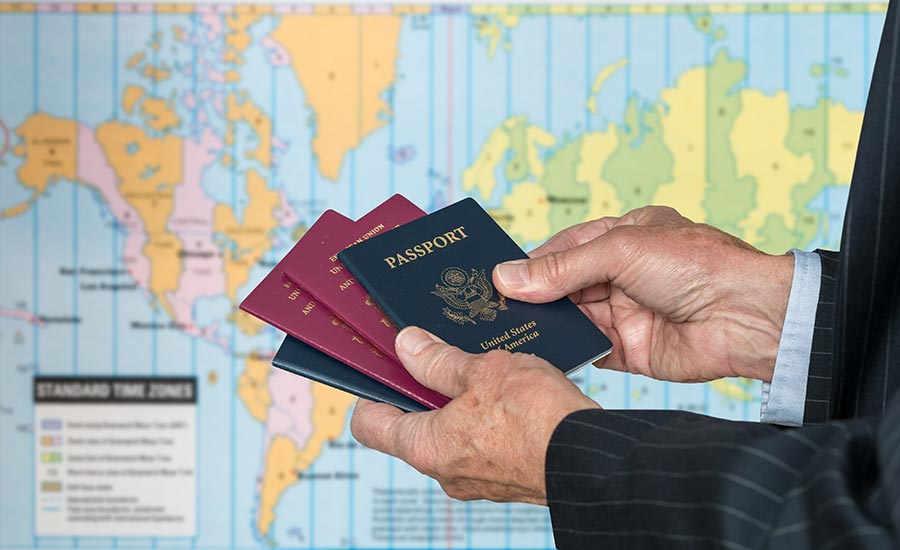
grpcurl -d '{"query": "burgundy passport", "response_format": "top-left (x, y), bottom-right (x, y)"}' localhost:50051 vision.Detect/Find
top-left (280, 194), bottom-right (426, 362)
top-left (240, 210), bottom-right (449, 409)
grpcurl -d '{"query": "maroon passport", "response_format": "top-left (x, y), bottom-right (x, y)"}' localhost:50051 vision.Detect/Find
top-left (239, 210), bottom-right (449, 409)
top-left (280, 195), bottom-right (427, 362)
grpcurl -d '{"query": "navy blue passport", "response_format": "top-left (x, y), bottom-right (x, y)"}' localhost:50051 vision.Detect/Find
top-left (338, 197), bottom-right (613, 375)
top-left (273, 335), bottom-right (428, 413)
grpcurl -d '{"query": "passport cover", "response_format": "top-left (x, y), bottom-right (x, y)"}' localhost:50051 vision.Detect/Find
top-left (338, 197), bottom-right (613, 375)
top-left (281, 194), bottom-right (426, 362)
top-left (239, 211), bottom-right (450, 409)
top-left (273, 336), bottom-right (428, 413)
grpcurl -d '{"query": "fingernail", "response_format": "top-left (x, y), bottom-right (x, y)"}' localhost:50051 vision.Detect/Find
top-left (495, 261), bottom-right (530, 288)
top-left (396, 327), bottom-right (438, 356)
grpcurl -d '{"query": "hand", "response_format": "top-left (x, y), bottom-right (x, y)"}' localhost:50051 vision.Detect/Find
top-left (350, 327), bottom-right (599, 505)
top-left (492, 206), bottom-right (794, 384)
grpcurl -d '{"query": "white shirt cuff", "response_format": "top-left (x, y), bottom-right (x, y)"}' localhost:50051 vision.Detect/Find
top-left (759, 249), bottom-right (822, 427)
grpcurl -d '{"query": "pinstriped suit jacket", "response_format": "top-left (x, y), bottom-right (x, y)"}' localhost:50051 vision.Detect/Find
top-left (545, 1), bottom-right (900, 548)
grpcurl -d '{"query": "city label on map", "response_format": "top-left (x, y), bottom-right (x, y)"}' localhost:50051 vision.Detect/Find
top-left (33, 376), bottom-right (196, 537)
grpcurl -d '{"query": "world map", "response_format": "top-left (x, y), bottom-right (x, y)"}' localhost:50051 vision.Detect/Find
top-left (0, 2), bottom-right (885, 548)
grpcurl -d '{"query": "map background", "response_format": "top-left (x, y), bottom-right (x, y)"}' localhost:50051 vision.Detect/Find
top-left (0, 1), bottom-right (885, 548)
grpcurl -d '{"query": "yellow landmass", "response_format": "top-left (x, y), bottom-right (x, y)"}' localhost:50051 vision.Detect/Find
top-left (225, 70), bottom-right (240, 83)
top-left (462, 119), bottom-right (510, 200)
top-left (652, 66), bottom-right (708, 222)
top-left (585, 59), bottom-right (628, 114)
top-left (237, 353), bottom-right (272, 423)
top-left (709, 378), bottom-right (755, 402)
top-left (271, 14), bottom-right (402, 181)
top-left (140, 96), bottom-right (181, 133)
top-left (462, 116), bottom-right (556, 202)
top-left (230, 308), bottom-right (266, 336)
top-left (732, 90), bottom-right (815, 245)
top-left (226, 92), bottom-right (272, 168)
top-left (256, 383), bottom-right (355, 537)
top-left (6, 113), bottom-right (78, 218)
top-left (828, 101), bottom-right (864, 183)
top-left (142, 64), bottom-right (172, 83)
top-left (577, 130), bottom-right (623, 220)
top-left (95, 121), bottom-right (184, 318)
top-left (257, 436), bottom-right (300, 537)
top-left (502, 182), bottom-right (551, 243)
top-left (214, 169), bottom-right (280, 302)
top-left (122, 85), bottom-right (145, 115)
top-left (475, 14), bottom-right (519, 59)
top-left (525, 125), bottom-right (556, 181)
top-left (126, 51), bottom-right (145, 69)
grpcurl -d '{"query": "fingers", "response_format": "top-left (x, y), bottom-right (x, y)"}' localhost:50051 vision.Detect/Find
top-left (350, 398), bottom-right (419, 460)
top-left (527, 217), bottom-right (619, 259)
top-left (494, 230), bottom-right (630, 303)
top-left (395, 327), bottom-right (477, 398)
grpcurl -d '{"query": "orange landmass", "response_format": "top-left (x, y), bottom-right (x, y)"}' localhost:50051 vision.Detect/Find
top-left (14, 112), bottom-right (78, 197)
top-left (226, 92), bottom-right (272, 168)
top-left (140, 96), bottom-right (181, 132)
top-left (214, 169), bottom-right (280, 302)
top-left (126, 51), bottom-right (145, 69)
top-left (95, 121), bottom-right (184, 318)
top-left (237, 352), bottom-right (272, 422)
top-left (122, 85), bottom-right (145, 115)
top-left (271, 14), bottom-right (402, 180)
top-left (256, 383), bottom-right (355, 537)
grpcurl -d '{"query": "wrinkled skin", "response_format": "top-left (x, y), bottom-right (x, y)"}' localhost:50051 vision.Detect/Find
top-left (351, 206), bottom-right (795, 505)
top-left (494, 206), bottom-right (794, 384)
top-left (351, 328), bottom-right (597, 505)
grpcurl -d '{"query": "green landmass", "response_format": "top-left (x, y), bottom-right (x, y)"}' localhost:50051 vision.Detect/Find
top-left (541, 136), bottom-right (589, 233)
top-left (702, 50), bottom-right (757, 235)
top-left (602, 99), bottom-right (674, 213)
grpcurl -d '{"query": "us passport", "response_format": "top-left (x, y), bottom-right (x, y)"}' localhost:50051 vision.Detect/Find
top-left (338, 198), bottom-right (613, 374)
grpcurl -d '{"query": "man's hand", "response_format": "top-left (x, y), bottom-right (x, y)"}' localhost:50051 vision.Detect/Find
top-left (350, 326), bottom-right (598, 505)
top-left (493, 206), bottom-right (794, 383)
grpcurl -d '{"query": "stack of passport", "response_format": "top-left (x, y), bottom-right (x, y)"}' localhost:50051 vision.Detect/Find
top-left (240, 195), bottom-right (612, 412)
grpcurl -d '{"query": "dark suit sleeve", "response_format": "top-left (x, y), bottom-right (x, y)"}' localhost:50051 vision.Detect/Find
top-left (545, 396), bottom-right (900, 550)
top-left (803, 249), bottom-right (839, 424)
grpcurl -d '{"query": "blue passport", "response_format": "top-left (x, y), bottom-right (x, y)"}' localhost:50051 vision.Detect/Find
top-left (338, 197), bottom-right (613, 375)
top-left (273, 335), bottom-right (428, 413)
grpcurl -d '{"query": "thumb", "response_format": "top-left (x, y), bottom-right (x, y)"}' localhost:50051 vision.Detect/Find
top-left (394, 327), bottom-right (477, 398)
top-left (493, 230), bottom-right (629, 303)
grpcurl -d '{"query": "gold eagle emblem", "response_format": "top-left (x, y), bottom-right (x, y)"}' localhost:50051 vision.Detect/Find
top-left (431, 267), bottom-right (507, 325)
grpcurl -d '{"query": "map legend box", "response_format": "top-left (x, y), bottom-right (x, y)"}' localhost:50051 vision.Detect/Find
top-left (33, 376), bottom-right (197, 537)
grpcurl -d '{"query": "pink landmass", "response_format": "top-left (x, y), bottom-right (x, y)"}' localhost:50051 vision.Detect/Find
top-left (202, 14), bottom-right (222, 42)
top-left (0, 118), bottom-right (10, 163)
top-left (165, 128), bottom-right (225, 328)
top-left (275, 190), bottom-right (300, 228)
top-left (182, 91), bottom-right (196, 109)
top-left (213, 92), bottom-right (225, 114)
top-left (260, 36), bottom-right (291, 67)
top-left (265, 368), bottom-right (314, 449)
top-left (0, 309), bottom-right (45, 326)
top-left (77, 124), bottom-right (151, 289)
top-left (200, 57), bottom-right (227, 84)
